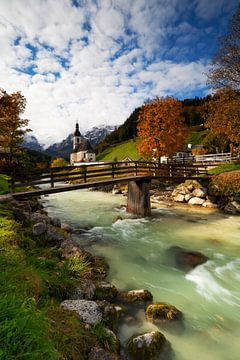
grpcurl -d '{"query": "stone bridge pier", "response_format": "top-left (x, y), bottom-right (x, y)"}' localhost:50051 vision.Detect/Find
top-left (127, 177), bottom-right (151, 217)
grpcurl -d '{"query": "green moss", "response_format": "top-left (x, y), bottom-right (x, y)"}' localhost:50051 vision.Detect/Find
top-left (126, 331), bottom-right (170, 360)
top-left (146, 303), bottom-right (182, 324)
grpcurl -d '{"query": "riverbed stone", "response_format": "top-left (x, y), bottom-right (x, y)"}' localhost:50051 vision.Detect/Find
top-left (88, 347), bottom-right (120, 360)
top-left (47, 228), bottom-right (65, 243)
top-left (126, 331), bottom-right (172, 360)
top-left (50, 217), bottom-right (61, 227)
top-left (188, 197), bottom-right (205, 205)
top-left (146, 303), bottom-right (183, 324)
top-left (167, 246), bottom-right (209, 271)
top-left (173, 194), bottom-right (185, 202)
top-left (223, 203), bottom-right (238, 214)
top-left (118, 289), bottom-right (153, 304)
top-left (184, 194), bottom-right (193, 202)
top-left (32, 222), bottom-right (47, 236)
top-left (94, 282), bottom-right (118, 301)
top-left (31, 212), bottom-right (50, 224)
top-left (59, 238), bottom-right (94, 260)
top-left (61, 223), bottom-right (72, 232)
top-left (61, 299), bottom-right (102, 324)
top-left (202, 200), bottom-right (218, 208)
top-left (192, 187), bottom-right (207, 198)
top-left (102, 303), bottom-right (125, 332)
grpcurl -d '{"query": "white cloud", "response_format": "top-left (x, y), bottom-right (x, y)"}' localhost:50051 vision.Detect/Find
top-left (0, 0), bottom-right (228, 146)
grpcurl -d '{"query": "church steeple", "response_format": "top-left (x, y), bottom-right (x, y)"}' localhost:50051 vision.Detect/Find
top-left (73, 121), bottom-right (81, 149)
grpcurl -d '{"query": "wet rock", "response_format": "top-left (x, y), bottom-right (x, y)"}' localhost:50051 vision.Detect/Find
top-left (146, 303), bottom-right (183, 324)
top-left (112, 186), bottom-right (122, 195)
top-left (123, 315), bottom-right (142, 327)
top-left (47, 228), bottom-right (65, 243)
top-left (61, 223), bottom-right (72, 232)
top-left (61, 299), bottom-right (102, 324)
top-left (231, 201), bottom-right (240, 212)
top-left (224, 202), bottom-right (239, 214)
top-left (50, 217), bottom-right (61, 227)
top-left (188, 197), bottom-right (205, 206)
top-left (92, 256), bottom-right (109, 279)
top-left (118, 289), bottom-right (153, 304)
top-left (94, 282), bottom-right (118, 301)
top-left (102, 303), bottom-right (125, 332)
top-left (32, 222), bottom-right (47, 236)
top-left (31, 212), bottom-right (50, 224)
top-left (126, 331), bottom-right (172, 360)
top-left (192, 187), bottom-right (207, 198)
top-left (167, 246), bottom-right (209, 271)
top-left (88, 347), bottom-right (120, 360)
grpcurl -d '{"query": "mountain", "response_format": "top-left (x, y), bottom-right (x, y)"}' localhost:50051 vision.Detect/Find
top-left (45, 125), bottom-right (116, 159)
top-left (22, 134), bottom-right (43, 152)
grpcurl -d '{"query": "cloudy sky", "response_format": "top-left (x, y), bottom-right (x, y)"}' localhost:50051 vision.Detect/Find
top-left (0, 0), bottom-right (238, 146)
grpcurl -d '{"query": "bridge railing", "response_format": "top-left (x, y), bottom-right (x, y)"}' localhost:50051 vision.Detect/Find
top-left (8, 161), bottom-right (209, 192)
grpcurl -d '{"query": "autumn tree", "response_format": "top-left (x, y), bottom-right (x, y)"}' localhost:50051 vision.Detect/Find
top-left (137, 96), bottom-right (188, 160)
top-left (207, 6), bottom-right (240, 90)
top-left (203, 89), bottom-right (240, 153)
top-left (50, 157), bottom-right (68, 168)
top-left (0, 89), bottom-right (30, 168)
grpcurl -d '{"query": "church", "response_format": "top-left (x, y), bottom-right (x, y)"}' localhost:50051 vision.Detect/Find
top-left (70, 122), bottom-right (96, 165)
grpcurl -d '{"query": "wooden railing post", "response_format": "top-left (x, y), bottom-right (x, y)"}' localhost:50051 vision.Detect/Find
top-left (50, 169), bottom-right (54, 187)
top-left (112, 163), bottom-right (115, 179)
top-left (83, 166), bottom-right (87, 182)
top-left (135, 162), bottom-right (138, 176)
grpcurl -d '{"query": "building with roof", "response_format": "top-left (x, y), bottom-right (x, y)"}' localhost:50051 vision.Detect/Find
top-left (70, 122), bottom-right (96, 165)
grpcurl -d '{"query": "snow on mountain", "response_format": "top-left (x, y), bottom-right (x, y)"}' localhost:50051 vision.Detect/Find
top-left (22, 134), bottom-right (43, 152)
top-left (44, 125), bottom-right (116, 159)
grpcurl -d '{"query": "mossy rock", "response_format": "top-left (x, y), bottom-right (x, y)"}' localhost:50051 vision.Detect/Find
top-left (166, 246), bottom-right (209, 271)
top-left (146, 303), bottom-right (182, 324)
top-left (92, 256), bottom-right (110, 279)
top-left (94, 282), bottom-right (118, 302)
top-left (118, 289), bottom-right (153, 304)
top-left (126, 331), bottom-right (172, 360)
top-left (102, 303), bottom-right (125, 332)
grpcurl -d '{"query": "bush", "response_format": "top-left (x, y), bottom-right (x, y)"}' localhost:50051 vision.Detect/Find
top-left (209, 171), bottom-right (240, 198)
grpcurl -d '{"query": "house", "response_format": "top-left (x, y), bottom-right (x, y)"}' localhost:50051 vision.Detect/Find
top-left (70, 122), bottom-right (96, 165)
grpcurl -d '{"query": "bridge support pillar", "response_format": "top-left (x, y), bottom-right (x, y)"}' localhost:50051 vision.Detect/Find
top-left (127, 178), bottom-right (151, 217)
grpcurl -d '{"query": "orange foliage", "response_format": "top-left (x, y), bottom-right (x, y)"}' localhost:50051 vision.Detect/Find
top-left (137, 96), bottom-right (188, 159)
top-left (203, 89), bottom-right (240, 149)
top-left (192, 148), bottom-right (207, 155)
top-left (209, 171), bottom-right (240, 197)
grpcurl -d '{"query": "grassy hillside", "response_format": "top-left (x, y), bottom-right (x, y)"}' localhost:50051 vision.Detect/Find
top-left (96, 140), bottom-right (142, 161)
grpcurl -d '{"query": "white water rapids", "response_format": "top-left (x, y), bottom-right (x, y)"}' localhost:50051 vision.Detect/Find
top-left (45, 189), bottom-right (240, 360)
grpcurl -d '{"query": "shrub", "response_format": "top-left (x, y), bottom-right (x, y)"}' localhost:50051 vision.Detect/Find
top-left (209, 171), bottom-right (240, 198)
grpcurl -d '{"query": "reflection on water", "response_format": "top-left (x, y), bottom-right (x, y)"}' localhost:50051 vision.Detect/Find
top-left (46, 189), bottom-right (240, 360)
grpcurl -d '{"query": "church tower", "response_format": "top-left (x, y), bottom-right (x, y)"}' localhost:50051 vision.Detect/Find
top-left (73, 122), bottom-right (81, 149)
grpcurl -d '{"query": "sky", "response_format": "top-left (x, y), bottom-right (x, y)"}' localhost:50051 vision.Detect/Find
top-left (0, 0), bottom-right (239, 146)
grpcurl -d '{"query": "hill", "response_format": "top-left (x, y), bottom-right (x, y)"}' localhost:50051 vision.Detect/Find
top-left (96, 140), bottom-right (142, 161)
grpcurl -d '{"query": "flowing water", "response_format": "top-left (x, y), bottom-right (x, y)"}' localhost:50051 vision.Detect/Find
top-left (45, 189), bottom-right (240, 360)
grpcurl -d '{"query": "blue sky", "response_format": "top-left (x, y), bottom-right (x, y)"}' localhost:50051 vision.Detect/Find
top-left (0, 0), bottom-right (238, 145)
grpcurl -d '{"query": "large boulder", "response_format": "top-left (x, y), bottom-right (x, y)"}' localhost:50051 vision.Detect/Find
top-left (32, 222), bottom-right (47, 236)
top-left (167, 246), bottom-right (209, 271)
top-left (173, 194), bottom-right (185, 202)
top-left (61, 299), bottom-right (102, 324)
top-left (118, 289), bottom-right (153, 304)
top-left (188, 197), bottom-right (205, 206)
top-left (146, 303), bottom-right (183, 325)
top-left (126, 331), bottom-right (172, 360)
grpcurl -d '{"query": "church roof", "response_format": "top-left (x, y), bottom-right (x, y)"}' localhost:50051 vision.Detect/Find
top-left (72, 138), bottom-right (95, 153)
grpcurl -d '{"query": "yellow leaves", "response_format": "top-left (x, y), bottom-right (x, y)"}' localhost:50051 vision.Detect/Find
top-left (137, 96), bottom-right (188, 158)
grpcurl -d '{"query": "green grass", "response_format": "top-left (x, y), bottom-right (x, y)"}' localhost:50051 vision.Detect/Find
top-left (186, 130), bottom-right (207, 145)
top-left (0, 207), bottom-right (97, 359)
top-left (0, 174), bottom-right (10, 195)
top-left (96, 139), bottom-right (142, 161)
top-left (208, 162), bottom-right (240, 175)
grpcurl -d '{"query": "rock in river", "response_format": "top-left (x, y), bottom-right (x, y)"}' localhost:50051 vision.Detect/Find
top-left (146, 302), bottom-right (183, 325)
top-left (167, 246), bottom-right (209, 271)
top-left (126, 331), bottom-right (172, 360)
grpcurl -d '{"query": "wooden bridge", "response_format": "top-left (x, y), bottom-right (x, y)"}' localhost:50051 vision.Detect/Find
top-left (8, 161), bottom-right (210, 217)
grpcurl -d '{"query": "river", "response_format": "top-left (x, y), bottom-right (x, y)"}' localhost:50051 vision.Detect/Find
top-left (45, 189), bottom-right (240, 360)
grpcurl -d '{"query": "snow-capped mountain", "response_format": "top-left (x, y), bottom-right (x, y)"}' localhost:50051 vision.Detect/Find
top-left (22, 134), bottom-right (43, 152)
top-left (84, 125), bottom-right (116, 148)
top-left (44, 125), bottom-right (116, 159)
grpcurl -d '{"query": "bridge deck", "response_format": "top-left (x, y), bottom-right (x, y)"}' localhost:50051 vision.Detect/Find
top-left (10, 175), bottom-right (151, 200)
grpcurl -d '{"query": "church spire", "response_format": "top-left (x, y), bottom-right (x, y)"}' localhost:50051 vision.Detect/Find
top-left (74, 121), bottom-right (81, 137)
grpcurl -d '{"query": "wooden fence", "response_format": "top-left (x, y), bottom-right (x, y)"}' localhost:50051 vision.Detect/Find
top-left (9, 161), bottom-right (209, 192)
